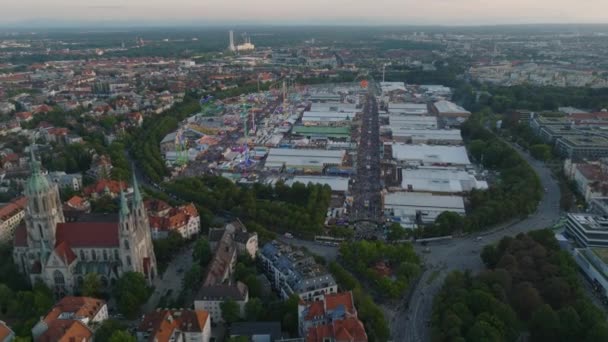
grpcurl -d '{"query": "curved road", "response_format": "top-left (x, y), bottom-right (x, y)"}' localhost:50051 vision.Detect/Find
top-left (398, 144), bottom-right (562, 342)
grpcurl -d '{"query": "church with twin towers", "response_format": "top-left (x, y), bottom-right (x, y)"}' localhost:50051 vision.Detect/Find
top-left (12, 148), bottom-right (157, 297)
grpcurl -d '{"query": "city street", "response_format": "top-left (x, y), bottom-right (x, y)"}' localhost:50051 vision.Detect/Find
top-left (396, 143), bottom-right (563, 342)
top-left (142, 244), bottom-right (194, 312)
top-left (351, 92), bottom-right (383, 225)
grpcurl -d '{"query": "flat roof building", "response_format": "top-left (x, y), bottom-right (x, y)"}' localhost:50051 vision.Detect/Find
top-left (388, 103), bottom-right (429, 115)
top-left (260, 241), bottom-right (338, 301)
top-left (555, 135), bottom-right (608, 161)
top-left (302, 111), bottom-right (354, 123)
top-left (383, 192), bottom-right (465, 224)
top-left (265, 148), bottom-right (345, 172)
top-left (292, 125), bottom-right (351, 140)
top-left (565, 213), bottom-right (608, 248)
top-left (390, 128), bottom-right (462, 145)
top-left (389, 115), bottom-right (438, 130)
top-left (391, 144), bottom-right (471, 167)
top-left (401, 168), bottom-right (487, 194)
top-left (310, 102), bottom-right (358, 113)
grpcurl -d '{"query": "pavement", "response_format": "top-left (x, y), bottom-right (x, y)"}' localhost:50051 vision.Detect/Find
top-left (351, 92), bottom-right (383, 231)
top-left (142, 244), bottom-right (194, 312)
top-left (396, 142), bottom-right (562, 342)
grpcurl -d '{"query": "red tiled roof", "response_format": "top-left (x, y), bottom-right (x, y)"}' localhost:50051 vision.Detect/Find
top-left (305, 301), bottom-right (325, 320)
top-left (14, 223), bottom-right (27, 247)
top-left (43, 297), bottom-right (106, 324)
top-left (144, 199), bottom-right (171, 213)
top-left (0, 321), bottom-right (13, 341)
top-left (37, 319), bottom-right (92, 342)
top-left (306, 318), bottom-right (368, 342)
top-left (83, 179), bottom-right (127, 196)
top-left (325, 292), bottom-right (356, 315)
top-left (0, 196), bottom-right (26, 220)
top-left (181, 203), bottom-right (199, 217)
top-left (137, 309), bottom-right (209, 342)
top-left (56, 222), bottom-right (119, 248)
top-left (54, 241), bottom-right (77, 265)
top-left (66, 196), bottom-right (87, 209)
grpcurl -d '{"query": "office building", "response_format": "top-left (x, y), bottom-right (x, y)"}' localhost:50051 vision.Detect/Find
top-left (565, 214), bottom-right (608, 248)
top-left (259, 241), bottom-right (337, 301)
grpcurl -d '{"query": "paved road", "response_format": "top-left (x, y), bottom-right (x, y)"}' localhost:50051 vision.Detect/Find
top-left (351, 92), bottom-right (382, 223)
top-left (397, 144), bottom-right (562, 342)
top-left (143, 244), bottom-right (194, 312)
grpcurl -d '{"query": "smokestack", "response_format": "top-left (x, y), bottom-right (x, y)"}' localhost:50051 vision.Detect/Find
top-left (229, 30), bottom-right (236, 52)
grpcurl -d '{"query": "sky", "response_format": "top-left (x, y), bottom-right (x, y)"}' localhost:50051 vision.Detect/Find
top-left (1, 0), bottom-right (607, 26)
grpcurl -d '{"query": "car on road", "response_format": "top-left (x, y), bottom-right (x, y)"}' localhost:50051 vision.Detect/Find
top-left (177, 268), bottom-right (184, 273)
top-left (475, 236), bottom-right (483, 241)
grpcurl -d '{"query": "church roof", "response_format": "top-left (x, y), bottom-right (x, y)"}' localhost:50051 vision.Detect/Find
top-left (56, 222), bottom-right (119, 248)
top-left (53, 241), bottom-right (77, 265)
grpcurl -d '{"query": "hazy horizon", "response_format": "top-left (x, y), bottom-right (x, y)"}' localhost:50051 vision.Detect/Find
top-left (1, 0), bottom-right (608, 27)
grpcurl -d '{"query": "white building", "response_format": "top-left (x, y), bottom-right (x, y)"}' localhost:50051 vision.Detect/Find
top-left (302, 111), bottom-right (354, 123)
top-left (265, 148), bottom-right (345, 172)
top-left (401, 168), bottom-right (488, 194)
top-left (310, 102), bottom-right (358, 113)
top-left (388, 103), bottom-right (429, 115)
top-left (390, 129), bottom-right (462, 145)
top-left (46, 171), bottom-right (83, 191)
top-left (391, 144), bottom-right (471, 167)
top-left (383, 192), bottom-right (465, 224)
top-left (194, 283), bottom-right (249, 323)
top-left (259, 241), bottom-right (338, 301)
top-left (565, 214), bottom-right (608, 248)
top-left (388, 115), bottom-right (438, 130)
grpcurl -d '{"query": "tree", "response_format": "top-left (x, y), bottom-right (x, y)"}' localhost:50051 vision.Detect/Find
top-left (113, 272), bottom-right (151, 319)
top-left (529, 144), bottom-right (552, 161)
top-left (108, 330), bottom-right (136, 342)
top-left (481, 245), bottom-right (500, 268)
top-left (82, 273), bottom-right (101, 298)
top-left (183, 264), bottom-right (202, 290)
top-left (193, 237), bottom-right (212, 266)
top-left (529, 304), bottom-right (559, 342)
top-left (95, 320), bottom-right (127, 342)
top-left (386, 223), bottom-right (407, 241)
top-left (245, 298), bottom-right (264, 321)
top-left (220, 299), bottom-right (241, 324)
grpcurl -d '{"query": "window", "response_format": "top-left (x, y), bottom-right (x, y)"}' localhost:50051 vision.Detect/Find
top-left (124, 240), bottom-right (130, 250)
top-left (126, 256), bottom-right (131, 266)
top-left (114, 250), bottom-right (119, 260)
top-left (80, 250), bottom-right (85, 260)
top-left (37, 224), bottom-right (44, 241)
top-left (91, 250), bottom-right (96, 261)
top-left (53, 270), bottom-right (65, 286)
top-left (103, 250), bottom-right (108, 261)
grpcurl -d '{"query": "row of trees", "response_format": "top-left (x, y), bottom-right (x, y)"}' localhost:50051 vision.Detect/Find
top-left (432, 230), bottom-right (608, 341)
top-left (164, 176), bottom-right (332, 239)
top-left (339, 240), bottom-right (421, 299)
top-left (328, 261), bottom-right (390, 342)
top-left (452, 84), bottom-right (608, 114)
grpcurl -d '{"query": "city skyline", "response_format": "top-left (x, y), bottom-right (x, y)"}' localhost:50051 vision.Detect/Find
top-left (1, 0), bottom-right (608, 27)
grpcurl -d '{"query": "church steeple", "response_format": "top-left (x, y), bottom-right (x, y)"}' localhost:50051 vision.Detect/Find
top-left (26, 147), bottom-right (50, 195)
top-left (119, 186), bottom-right (130, 219)
top-left (131, 171), bottom-right (142, 208)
